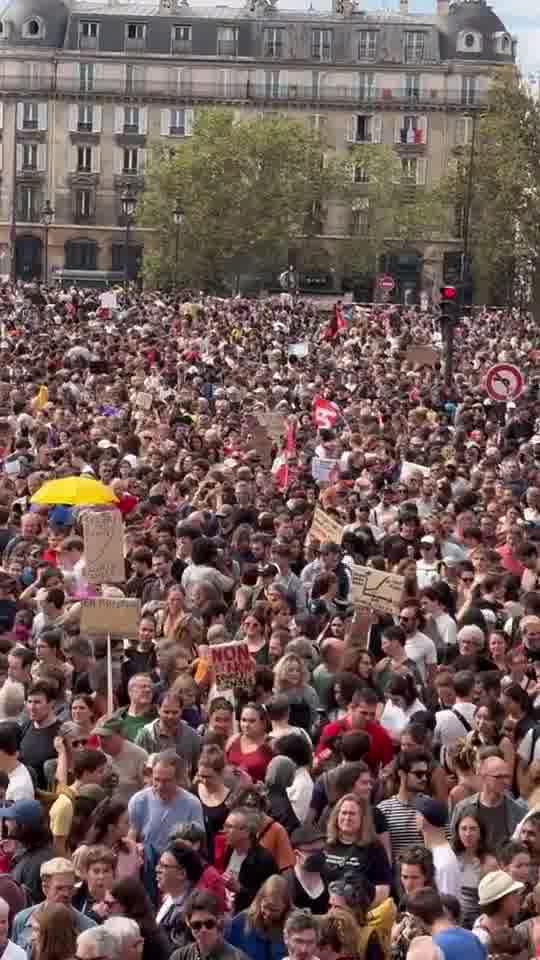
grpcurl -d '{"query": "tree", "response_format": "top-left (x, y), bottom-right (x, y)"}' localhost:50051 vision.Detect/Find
top-left (444, 69), bottom-right (540, 309)
top-left (138, 108), bottom-right (350, 291)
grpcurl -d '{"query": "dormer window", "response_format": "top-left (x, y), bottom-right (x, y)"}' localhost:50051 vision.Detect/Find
top-left (493, 31), bottom-right (512, 55)
top-left (23, 17), bottom-right (44, 38)
top-left (456, 29), bottom-right (482, 54)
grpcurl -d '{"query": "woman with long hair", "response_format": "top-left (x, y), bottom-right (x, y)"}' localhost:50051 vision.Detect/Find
top-left (194, 746), bottom-right (231, 864)
top-left (319, 906), bottom-right (368, 960)
top-left (106, 876), bottom-right (170, 960)
top-left (324, 794), bottom-right (391, 906)
top-left (326, 872), bottom-right (392, 960)
top-left (451, 809), bottom-right (498, 928)
top-left (33, 903), bottom-right (77, 960)
top-left (273, 652), bottom-right (320, 734)
top-left (240, 607), bottom-right (269, 665)
top-left (228, 875), bottom-right (290, 960)
top-left (225, 702), bottom-right (273, 782)
top-left (85, 798), bottom-right (141, 879)
top-left (446, 741), bottom-right (479, 810)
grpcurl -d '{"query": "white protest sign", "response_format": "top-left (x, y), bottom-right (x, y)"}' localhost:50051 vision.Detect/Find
top-left (100, 291), bottom-right (117, 310)
top-left (350, 565), bottom-right (405, 616)
top-left (81, 598), bottom-right (140, 638)
top-left (288, 341), bottom-right (309, 359)
top-left (136, 393), bottom-right (153, 411)
top-left (400, 461), bottom-right (431, 482)
top-left (82, 509), bottom-right (125, 585)
top-left (311, 458), bottom-right (338, 483)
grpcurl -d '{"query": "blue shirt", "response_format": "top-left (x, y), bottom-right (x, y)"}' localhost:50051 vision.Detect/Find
top-left (128, 786), bottom-right (205, 854)
top-left (433, 927), bottom-right (487, 960)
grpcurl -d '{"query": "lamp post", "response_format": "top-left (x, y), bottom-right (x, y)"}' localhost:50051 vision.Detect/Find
top-left (40, 200), bottom-right (54, 284)
top-left (121, 188), bottom-right (136, 287)
top-left (173, 201), bottom-right (184, 289)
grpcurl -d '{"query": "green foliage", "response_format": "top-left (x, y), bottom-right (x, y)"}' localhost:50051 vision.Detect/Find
top-left (138, 107), bottom-right (449, 289)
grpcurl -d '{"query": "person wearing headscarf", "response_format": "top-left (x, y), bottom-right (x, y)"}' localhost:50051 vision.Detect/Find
top-left (264, 757), bottom-right (300, 835)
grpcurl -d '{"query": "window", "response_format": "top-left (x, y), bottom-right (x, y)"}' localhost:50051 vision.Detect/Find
top-left (161, 107), bottom-right (193, 137)
top-left (465, 34), bottom-right (475, 48)
top-left (78, 105), bottom-right (93, 132)
top-left (77, 146), bottom-right (92, 172)
top-left (405, 74), bottom-right (420, 100)
top-left (170, 108), bottom-right (185, 135)
top-left (311, 28), bottom-right (332, 61)
top-left (172, 24), bottom-right (191, 52)
top-left (217, 27), bottom-right (237, 56)
top-left (17, 185), bottom-right (39, 221)
top-left (22, 143), bottom-right (37, 170)
top-left (65, 240), bottom-right (97, 270)
top-left (23, 18), bottom-right (42, 38)
top-left (125, 65), bottom-right (145, 94)
top-left (263, 28), bottom-right (284, 58)
top-left (124, 107), bottom-right (140, 134)
top-left (75, 189), bottom-right (93, 221)
top-left (123, 147), bottom-right (139, 173)
top-left (351, 199), bottom-right (369, 235)
top-left (79, 21), bottom-right (99, 48)
top-left (457, 30), bottom-right (482, 54)
top-left (309, 114), bottom-right (326, 132)
top-left (461, 76), bottom-right (477, 105)
top-left (401, 157), bottom-right (417, 181)
top-left (404, 31), bottom-right (425, 63)
top-left (456, 115), bottom-right (473, 146)
top-left (353, 163), bottom-right (369, 184)
top-left (79, 63), bottom-right (94, 92)
top-left (22, 102), bottom-right (38, 130)
top-left (357, 73), bottom-right (375, 100)
top-left (358, 30), bottom-right (377, 60)
top-left (126, 22), bottom-right (146, 48)
top-left (397, 114), bottom-right (426, 144)
top-left (348, 114), bottom-right (372, 143)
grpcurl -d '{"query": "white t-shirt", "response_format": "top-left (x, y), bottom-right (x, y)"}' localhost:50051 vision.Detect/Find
top-left (405, 632), bottom-right (437, 683)
top-left (432, 843), bottom-right (462, 898)
top-left (6, 763), bottom-right (35, 804)
top-left (518, 727), bottom-right (540, 765)
top-left (3, 941), bottom-right (27, 960)
top-left (434, 613), bottom-right (458, 648)
top-left (416, 560), bottom-right (439, 589)
top-left (435, 703), bottom-right (476, 747)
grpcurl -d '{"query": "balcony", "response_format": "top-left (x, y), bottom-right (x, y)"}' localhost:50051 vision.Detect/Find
top-left (79, 34), bottom-right (98, 50)
top-left (171, 39), bottom-right (192, 54)
top-left (0, 74), bottom-right (490, 111)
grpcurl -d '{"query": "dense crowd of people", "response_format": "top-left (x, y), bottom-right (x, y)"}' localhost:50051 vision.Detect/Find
top-left (0, 285), bottom-right (537, 960)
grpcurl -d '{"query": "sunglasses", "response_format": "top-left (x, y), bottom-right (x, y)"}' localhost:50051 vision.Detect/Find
top-left (190, 920), bottom-right (217, 931)
top-left (71, 739), bottom-right (89, 748)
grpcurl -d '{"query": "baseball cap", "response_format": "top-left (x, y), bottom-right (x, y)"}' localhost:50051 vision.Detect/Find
top-left (478, 870), bottom-right (524, 906)
top-left (0, 799), bottom-right (44, 828)
top-left (92, 716), bottom-right (124, 737)
top-left (420, 536), bottom-right (435, 546)
top-left (414, 796), bottom-right (448, 828)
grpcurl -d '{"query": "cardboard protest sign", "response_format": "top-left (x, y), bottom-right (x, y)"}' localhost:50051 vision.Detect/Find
top-left (311, 458), bottom-right (338, 483)
top-left (82, 509), bottom-right (125, 585)
top-left (210, 642), bottom-right (255, 691)
top-left (406, 345), bottom-right (439, 368)
top-left (255, 411), bottom-right (286, 443)
top-left (350, 565), bottom-right (405, 616)
top-left (288, 341), bottom-right (309, 359)
top-left (309, 506), bottom-right (344, 545)
top-left (81, 598), bottom-right (140, 637)
top-left (400, 461), bottom-right (431, 482)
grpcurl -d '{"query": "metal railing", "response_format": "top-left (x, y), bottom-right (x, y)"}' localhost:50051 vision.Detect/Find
top-left (0, 75), bottom-right (489, 109)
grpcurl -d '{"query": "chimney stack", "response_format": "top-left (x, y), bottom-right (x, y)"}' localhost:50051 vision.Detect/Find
top-left (437, 0), bottom-right (449, 14)
top-left (400, 0), bottom-right (409, 12)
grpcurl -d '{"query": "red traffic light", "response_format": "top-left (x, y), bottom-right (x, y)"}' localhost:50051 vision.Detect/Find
top-left (440, 286), bottom-right (457, 300)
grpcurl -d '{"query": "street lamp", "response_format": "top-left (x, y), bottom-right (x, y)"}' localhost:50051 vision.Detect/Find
top-left (173, 201), bottom-right (184, 289)
top-left (121, 188), bottom-right (137, 287)
top-left (40, 200), bottom-right (54, 284)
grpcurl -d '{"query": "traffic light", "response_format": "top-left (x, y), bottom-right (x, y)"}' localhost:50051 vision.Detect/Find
top-left (440, 285), bottom-right (458, 322)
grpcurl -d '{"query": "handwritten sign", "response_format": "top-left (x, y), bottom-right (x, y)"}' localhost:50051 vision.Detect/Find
top-left (210, 642), bottom-right (255, 691)
top-left (289, 341), bottom-right (309, 359)
top-left (309, 506), bottom-right (344, 545)
top-left (350, 565), bottom-right (405, 616)
top-left (81, 598), bottom-right (140, 638)
top-left (82, 509), bottom-right (125, 585)
top-left (100, 291), bottom-right (117, 310)
top-left (136, 392), bottom-right (153, 411)
top-left (312, 458), bottom-right (338, 483)
top-left (406, 345), bottom-right (439, 368)
top-left (401, 461), bottom-right (431, 482)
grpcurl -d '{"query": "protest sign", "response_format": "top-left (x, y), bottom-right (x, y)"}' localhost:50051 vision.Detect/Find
top-left (100, 291), bottom-right (117, 310)
top-left (400, 461), bottom-right (431, 482)
top-left (406, 345), bottom-right (439, 368)
top-left (81, 598), bottom-right (140, 637)
top-left (309, 506), bottom-right (344, 545)
top-left (311, 458), bottom-right (338, 483)
top-left (350, 565), bottom-right (405, 616)
top-left (210, 642), bottom-right (255, 691)
top-left (255, 411), bottom-right (286, 443)
top-left (82, 509), bottom-right (125, 584)
top-left (288, 341), bottom-right (309, 359)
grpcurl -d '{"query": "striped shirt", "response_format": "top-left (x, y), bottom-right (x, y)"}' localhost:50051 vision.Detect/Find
top-left (377, 795), bottom-right (423, 863)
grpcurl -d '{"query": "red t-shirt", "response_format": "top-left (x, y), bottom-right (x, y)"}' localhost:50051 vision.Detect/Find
top-left (316, 717), bottom-right (394, 772)
top-left (225, 737), bottom-right (273, 783)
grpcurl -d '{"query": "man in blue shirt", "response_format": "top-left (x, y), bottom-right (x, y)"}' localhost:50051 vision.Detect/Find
top-left (406, 888), bottom-right (487, 960)
top-left (11, 856), bottom-right (95, 956)
top-left (128, 748), bottom-right (204, 855)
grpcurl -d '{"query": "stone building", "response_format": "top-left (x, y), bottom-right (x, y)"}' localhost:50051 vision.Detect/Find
top-left (0, 0), bottom-right (514, 295)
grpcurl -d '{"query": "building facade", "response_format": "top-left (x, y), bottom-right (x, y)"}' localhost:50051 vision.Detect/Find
top-left (0, 0), bottom-right (514, 293)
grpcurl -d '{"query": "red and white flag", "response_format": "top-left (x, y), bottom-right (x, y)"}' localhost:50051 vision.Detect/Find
top-left (313, 397), bottom-right (340, 430)
top-left (272, 420), bottom-right (297, 492)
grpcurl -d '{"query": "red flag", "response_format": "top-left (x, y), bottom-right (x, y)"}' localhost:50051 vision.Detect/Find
top-left (313, 396), bottom-right (340, 430)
